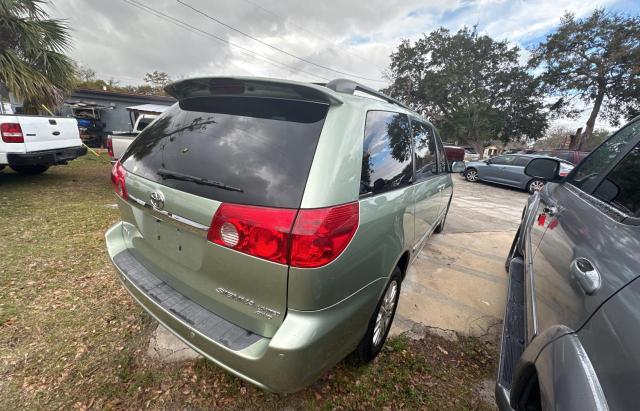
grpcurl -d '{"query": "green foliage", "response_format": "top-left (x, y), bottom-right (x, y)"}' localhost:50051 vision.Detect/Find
top-left (144, 70), bottom-right (171, 93)
top-left (0, 0), bottom-right (75, 106)
top-left (529, 9), bottom-right (640, 140)
top-left (384, 27), bottom-right (547, 157)
top-left (72, 65), bottom-right (171, 96)
top-left (534, 125), bottom-right (610, 151)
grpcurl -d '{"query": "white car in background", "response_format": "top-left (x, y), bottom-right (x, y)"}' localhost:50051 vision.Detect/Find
top-left (0, 104), bottom-right (85, 174)
top-left (464, 147), bottom-right (480, 161)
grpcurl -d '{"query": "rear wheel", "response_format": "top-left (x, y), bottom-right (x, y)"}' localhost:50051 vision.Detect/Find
top-left (356, 267), bottom-right (402, 363)
top-left (464, 168), bottom-right (478, 182)
top-left (10, 165), bottom-right (49, 174)
top-left (526, 178), bottom-right (545, 193)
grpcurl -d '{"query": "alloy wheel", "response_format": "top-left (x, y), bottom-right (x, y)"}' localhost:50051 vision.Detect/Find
top-left (529, 180), bottom-right (545, 193)
top-left (373, 280), bottom-right (399, 347)
top-left (465, 170), bottom-right (478, 182)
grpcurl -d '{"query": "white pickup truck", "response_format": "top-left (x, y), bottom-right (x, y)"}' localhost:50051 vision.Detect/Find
top-left (107, 114), bottom-right (158, 164)
top-left (0, 107), bottom-right (86, 174)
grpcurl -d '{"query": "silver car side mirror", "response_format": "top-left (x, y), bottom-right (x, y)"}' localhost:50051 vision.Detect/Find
top-left (450, 161), bottom-right (466, 173)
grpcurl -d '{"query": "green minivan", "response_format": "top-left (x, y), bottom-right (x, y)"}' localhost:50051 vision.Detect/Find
top-left (105, 77), bottom-right (464, 392)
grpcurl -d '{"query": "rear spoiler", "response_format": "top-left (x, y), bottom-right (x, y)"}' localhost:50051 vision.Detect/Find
top-left (165, 77), bottom-right (343, 106)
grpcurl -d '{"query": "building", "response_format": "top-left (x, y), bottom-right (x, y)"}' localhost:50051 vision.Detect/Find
top-left (65, 88), bottom-right (175, 134)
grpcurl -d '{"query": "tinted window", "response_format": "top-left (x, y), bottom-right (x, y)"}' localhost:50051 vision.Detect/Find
top-left (137, 119), bottom-right (152, 130)
top-left (569, 121), bottom-right (640, 193)
top-left (490, 155), bottom-right (516, 165)
top-left (412, 121), bottom-right (437, 180)
top-left (593, 142), bottom-right (640, 217)
top-left (122, 97), bottom-right (328, 208)
top-left (513, 156), bottom-right (531, 167)
top-left (361, 111), bottom-right (412, 195)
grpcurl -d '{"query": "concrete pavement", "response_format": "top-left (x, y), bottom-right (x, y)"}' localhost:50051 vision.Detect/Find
top-left (391, 175), bottom-right (529, 339)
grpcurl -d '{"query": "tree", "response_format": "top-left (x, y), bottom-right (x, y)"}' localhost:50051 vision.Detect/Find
top-left (384, 27), bottom-right (547, 158)
top-left (74, 64), bottom-right (96, 82)
top-left (144, 70), bottom-right (171, 92)
top-left (529, 10), bottom-right (640, 148)
top-left (0, 0), bottom-right (75, 108)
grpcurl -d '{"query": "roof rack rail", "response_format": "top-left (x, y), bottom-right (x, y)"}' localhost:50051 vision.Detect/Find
top-left (325, 78), bottom-right (410, 111)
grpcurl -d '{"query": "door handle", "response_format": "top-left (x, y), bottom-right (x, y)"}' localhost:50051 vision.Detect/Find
top-left (437, 184), bottom-right (446, 192)
top-left (52, 131), bottom-right (60, 136)
top-left (543, 206), bottom-right (557, 216)
top-left (570, 258), bottom-right (602, 295)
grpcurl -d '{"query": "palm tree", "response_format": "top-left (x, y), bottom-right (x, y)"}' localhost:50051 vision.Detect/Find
top-left (0, 0), bottom-right (75, 109)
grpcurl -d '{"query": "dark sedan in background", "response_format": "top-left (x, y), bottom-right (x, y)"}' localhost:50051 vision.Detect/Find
top-left (463, 154), bottom-right (574, 193)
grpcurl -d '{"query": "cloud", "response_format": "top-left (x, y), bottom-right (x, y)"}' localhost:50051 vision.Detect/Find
top-left (45, 0), bottom-right (627, 128)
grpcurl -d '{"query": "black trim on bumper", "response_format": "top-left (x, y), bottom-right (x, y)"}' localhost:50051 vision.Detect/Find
top-left (7, 146), bottom-right (87, 166)
top-left (113, 250), bottom-right (262, 351)
top-left (496, 256), bottom-right (526, 410)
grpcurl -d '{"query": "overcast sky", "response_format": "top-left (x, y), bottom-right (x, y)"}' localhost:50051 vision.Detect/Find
top-left (46, 0), bottom-right (637, 129)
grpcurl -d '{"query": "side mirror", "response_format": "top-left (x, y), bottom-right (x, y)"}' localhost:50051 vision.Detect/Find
top-left (450, 161), bottom-right (466, 173)
top-left (524, 158), bottom-right (562, 181)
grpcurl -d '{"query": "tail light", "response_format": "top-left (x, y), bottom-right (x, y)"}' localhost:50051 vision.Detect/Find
top-left (107, 136), bottom-right (114, 157)
top-left (290, 203), bottom-right (359, 268)
top-left (208, 204), bottom-right (296, 265)
top-left (110, 160), bottom-right (128, 199)
top-left (1, 123), bottom-right (24, 143)
top-left (208, 202), bottom-right (359, 267)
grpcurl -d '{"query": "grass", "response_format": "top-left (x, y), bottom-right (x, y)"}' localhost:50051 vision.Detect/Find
top-left (0, 155), bottom-right (497, 410)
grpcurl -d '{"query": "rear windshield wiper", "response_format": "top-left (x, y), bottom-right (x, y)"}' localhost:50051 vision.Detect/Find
top-left (157, 168), bottom-right (244, 193)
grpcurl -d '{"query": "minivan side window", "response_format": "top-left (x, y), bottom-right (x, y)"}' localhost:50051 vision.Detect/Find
top-left (361, 111), bottom-right (413, 195)
top-left (412, 121), bottom-right (437, 181)
top-left (593, 142), bottom-right (640, 217)
top-left (569, 120), bottom-right (640, 193)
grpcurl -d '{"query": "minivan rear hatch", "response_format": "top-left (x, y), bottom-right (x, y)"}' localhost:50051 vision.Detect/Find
top-left (118, 83), bottom-right (330, 337)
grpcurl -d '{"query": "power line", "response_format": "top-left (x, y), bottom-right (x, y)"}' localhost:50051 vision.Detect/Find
top-left (238, 0), bottom-right (387, 73)
top-left (123, 0), bottom-right (331, 82)
top-left (176, 0), bottom-right (387, 83)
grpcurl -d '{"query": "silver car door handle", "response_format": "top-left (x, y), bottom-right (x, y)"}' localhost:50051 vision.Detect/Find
top-left (570, 258), bottom-right (602, 295)
top-left (543, 206), bottom-right (558, 216)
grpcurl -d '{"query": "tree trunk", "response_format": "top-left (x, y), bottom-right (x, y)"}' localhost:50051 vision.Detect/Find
top-left (579, 86), bottom-right (606, 150)
top-left (470, 141), bottom-right (485, 160)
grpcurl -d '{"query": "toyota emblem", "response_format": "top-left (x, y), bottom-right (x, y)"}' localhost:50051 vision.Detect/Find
top-left (150, 191), bottom-right (165, 210)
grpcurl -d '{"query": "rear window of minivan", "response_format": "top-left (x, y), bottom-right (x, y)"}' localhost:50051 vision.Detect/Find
top-left (121, 96), bottom-right (329, 208)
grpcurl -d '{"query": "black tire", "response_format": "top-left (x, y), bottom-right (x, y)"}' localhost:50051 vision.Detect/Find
top-left (526, 178), bottom-right (545, 193)
top-left (356, 267), bottom-right (402, 363)
top-left (10, 165), bottom-right (49, 174)
top-left (464, 168), bottom-right (479, 182)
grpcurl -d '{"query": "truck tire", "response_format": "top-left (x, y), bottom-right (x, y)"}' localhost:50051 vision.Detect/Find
top-left (10, 165), bottom-right (49, 174)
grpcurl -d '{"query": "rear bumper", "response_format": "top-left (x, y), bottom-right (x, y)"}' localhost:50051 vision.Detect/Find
top-left (7, 146), bottom-right (87, 166)
top-left (105, 222), bottom-right (381, 393)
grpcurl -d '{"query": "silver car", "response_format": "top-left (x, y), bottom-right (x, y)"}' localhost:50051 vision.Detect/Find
top-left (463, 154), bottom-right (573, 193)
